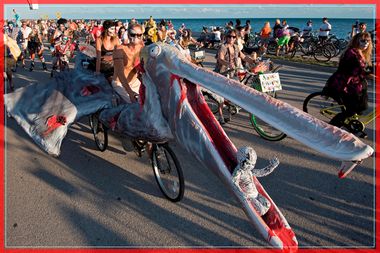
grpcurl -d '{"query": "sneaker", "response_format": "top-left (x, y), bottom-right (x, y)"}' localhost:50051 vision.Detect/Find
top-left (29, 62), bottom-right (35, 72)
top-left (218, 117), bottom-right (225, 125)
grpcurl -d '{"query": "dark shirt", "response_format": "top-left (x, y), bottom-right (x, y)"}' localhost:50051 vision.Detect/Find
top-left (326, 48), bottom-right (367, 95)
top-left (273, 24), bottom-right (283, 38)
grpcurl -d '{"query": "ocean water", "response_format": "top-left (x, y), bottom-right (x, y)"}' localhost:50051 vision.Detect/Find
top-left (126, 18), bottom-right (374, 39)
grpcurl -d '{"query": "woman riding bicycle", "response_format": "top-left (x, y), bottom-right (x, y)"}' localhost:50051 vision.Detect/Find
top-left (214, 29), bottom-right (256, 124)
top-left (324, 32), bottom-right (373, 129)
top-left (95, 20), bottom-right (120, 83)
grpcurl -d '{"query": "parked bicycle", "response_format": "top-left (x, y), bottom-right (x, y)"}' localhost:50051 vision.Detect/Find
top-left (286, 33), bottom-right (335, 62)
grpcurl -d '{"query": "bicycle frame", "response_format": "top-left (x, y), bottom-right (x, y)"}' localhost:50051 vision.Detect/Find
top-left (320, 104), bottom-right (378, 126)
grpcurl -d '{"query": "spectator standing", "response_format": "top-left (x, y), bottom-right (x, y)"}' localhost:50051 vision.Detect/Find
top-left (301, 20), bottom-right (313, 37)
top-left (157, 21), bottom-right (167, 42)
top-left (358, 22), bottom-right (367, 34)
top-left (318, 17), bottom-right (332, 43)
top-left (235, 19), bottom-right (242, 29)
top-left (244, 20), bottom-right (252, 43)
top-left (272, 19), bottom-right (282, 39)
top-left (19, 21), bottom-right (32, 68)
top-left (27, 26), bottom-right (47, 71)
top-left (259, 21), bottom-right (272, 53)
top-left (210, 27), bottom-right (221, 48)
top-left (91, 20), bottom-right (103, 44)
top-left (276, 21), bottom-right (290, 56)
top-left (13, 9), bottom-right (21, 27)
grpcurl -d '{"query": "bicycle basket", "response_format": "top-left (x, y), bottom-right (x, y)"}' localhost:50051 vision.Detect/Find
top-left (191, 50), bottom-right (205, 61)
top-left (251, 59), bottom-right (271, 74)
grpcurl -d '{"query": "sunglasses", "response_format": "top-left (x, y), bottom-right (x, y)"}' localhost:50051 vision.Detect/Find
top-left (360, 39), bottom-right (370, 43)
top-left (227, 35), bottom-right (237, 39)
top-left (129, 33), bottom-right (143, 38)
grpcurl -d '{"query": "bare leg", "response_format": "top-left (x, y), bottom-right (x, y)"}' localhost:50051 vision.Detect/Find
top-left (29, 50), bottom-right (35, 71)
top-left (6, 69), bottom-right (14, 92)
top-left (218, 102), bottom-right (225, 124)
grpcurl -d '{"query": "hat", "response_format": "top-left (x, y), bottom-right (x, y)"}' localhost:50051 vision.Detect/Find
top-left (307, 20), bottom-right (312, 24)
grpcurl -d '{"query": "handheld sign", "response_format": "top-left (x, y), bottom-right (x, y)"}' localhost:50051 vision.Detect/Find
top-left (259, 73), bottom-right (282, 93)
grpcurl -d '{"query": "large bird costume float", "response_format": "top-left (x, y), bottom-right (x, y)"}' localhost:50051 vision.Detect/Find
top-left (4, 43), bottom-right (374, 252)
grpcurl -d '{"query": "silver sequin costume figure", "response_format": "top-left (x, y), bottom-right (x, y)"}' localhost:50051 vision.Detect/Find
top-left (232, 147), bottom-right (279, 216)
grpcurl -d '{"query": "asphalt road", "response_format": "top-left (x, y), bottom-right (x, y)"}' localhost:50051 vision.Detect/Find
top-left (4, 48), bottom-right (376, 249)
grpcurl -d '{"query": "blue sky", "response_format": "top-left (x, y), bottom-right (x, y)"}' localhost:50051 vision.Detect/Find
top-left (5, 4), bottom-right (376, 20)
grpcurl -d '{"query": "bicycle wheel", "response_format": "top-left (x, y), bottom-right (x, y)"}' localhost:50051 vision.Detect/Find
top-left (289, 44), bottom-right (298, 58)
top-left (266, 40), bottom-right (277, 55)
top-left (313, 44), bottom-right (332, 62)
top-left (325, 42), bottom-right (339, 58)
top-left (249, 91), bottom-right (286, 141)
top-left (89, 114), bottom-right (108, 152)
top-left (303, 92), bottom-right (344, 123)
top-left (338, 38), bottom-right (348, 51)
top-left (250, 113), bottom-right (287, 141)
top-left (151, 143), bottom-right (184, 202)
top-left (202, 92), bottom-right (219, 115)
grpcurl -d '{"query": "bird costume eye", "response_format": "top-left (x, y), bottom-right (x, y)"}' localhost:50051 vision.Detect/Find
top-left (149, 45), bottom-right (161, 58)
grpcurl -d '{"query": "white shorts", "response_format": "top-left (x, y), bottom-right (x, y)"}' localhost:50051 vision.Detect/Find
top-left (112, 79), bottom-right (141, 104)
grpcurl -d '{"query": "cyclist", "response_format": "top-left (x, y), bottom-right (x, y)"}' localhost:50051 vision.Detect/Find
top-left (112, 23), bottom-right (144, 104)
top-left (94, 20), bottom-right (120, 83)
top-left (112, 23), bottom-right (152, 155)
top-left (214, 29), bottom-right (256, 124)
top-left (178, 29), bottom-right (201, 61)
top-left (323, 32), bottom-right (373, 132)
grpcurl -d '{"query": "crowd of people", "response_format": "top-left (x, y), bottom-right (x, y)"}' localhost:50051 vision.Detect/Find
top-left (3, 14), bottom-right (374, 134)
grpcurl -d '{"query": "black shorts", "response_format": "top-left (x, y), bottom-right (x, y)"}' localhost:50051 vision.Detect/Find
top-left (28, 42), bottom-right (42, 52)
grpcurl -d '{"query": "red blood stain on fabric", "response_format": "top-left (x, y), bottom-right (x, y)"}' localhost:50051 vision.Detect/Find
top-left (80, 85), bottom-right (100, 96)
top-left (43, 115), bottom-right (67, 136)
